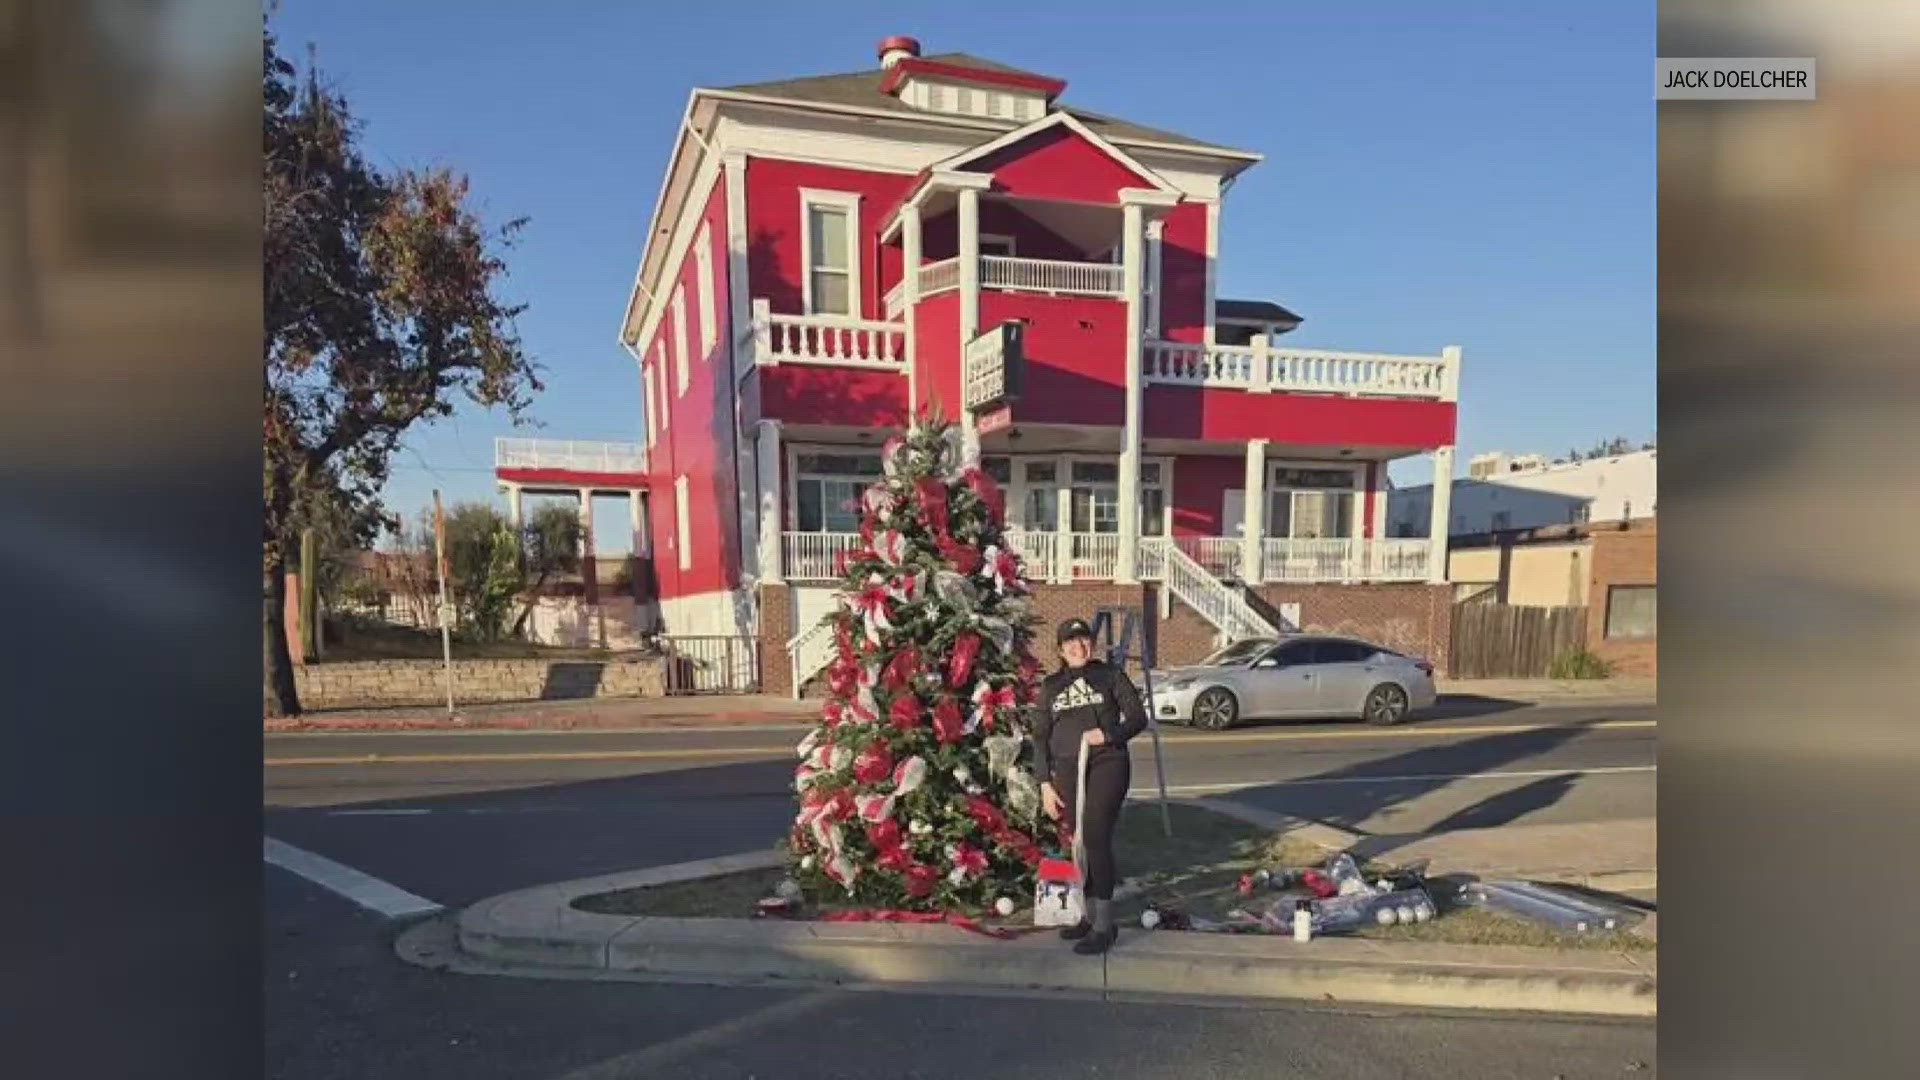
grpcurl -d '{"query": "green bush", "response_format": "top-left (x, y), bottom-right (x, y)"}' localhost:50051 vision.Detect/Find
top-left (1548, 649), bottom-right (1613, 680)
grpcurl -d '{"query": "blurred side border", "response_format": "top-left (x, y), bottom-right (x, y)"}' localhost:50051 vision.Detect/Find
top-left (0, 2), bottom-right (261, 1076)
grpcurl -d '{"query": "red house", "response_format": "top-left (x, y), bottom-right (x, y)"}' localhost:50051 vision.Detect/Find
top-left (619, 37), bottom-right (1462, 694)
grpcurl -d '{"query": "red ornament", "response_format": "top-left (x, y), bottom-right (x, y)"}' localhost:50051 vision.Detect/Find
top-left (904, 863), bottom-right (938, 897)
top-left (932, 696), bottom-right (965, 745)
top-left (915, 477), bottom-right (950, 538)
top-left (883, 647), bottom-right (918, 691)
top-left (852, 739), bottom-right (894, 785)
top-left (888, 693), bottom-right (922, 732)
top-left (965, 795), bottom-right (1007, 835)
top-left (948, 631), bottom-right (982, 688)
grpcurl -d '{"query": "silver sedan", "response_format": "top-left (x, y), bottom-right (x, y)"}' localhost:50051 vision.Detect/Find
top-left (1146, 635), bottom-right (1438, 730)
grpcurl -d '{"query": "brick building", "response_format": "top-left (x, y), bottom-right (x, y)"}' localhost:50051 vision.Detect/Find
top-left (614, 36), bottom-right (1467, 693)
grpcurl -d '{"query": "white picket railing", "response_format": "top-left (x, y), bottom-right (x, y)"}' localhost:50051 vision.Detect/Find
top-left (1070, 533), bottom-right (1121, 580)
top-left (495, 437), bottom-right (648, 474)
top-left (1174, 536), bottom-right (1242, 579)
top-left (1144, 339), bottom-right (1456, 401)
top-left (1258, 538), bottom-right (1425, 583)
top-left (752, 299), bottom-right (905, 369)
top-left (1361, 539), bottom-right (1431, 581)
top-left (882, 279), bottom-right (907, 320)
top-left (980, 255), bottom-right (1123, 297)
top-left (786, 616), bottom-right (838, 700)
top-left (1154, 539), bottom-right (1276, 641)
top-left (918, 257), bottom-right (960, 297)
top-left (1004, 529), bottom-right (1065, 583)
top-left (783, 532), bottom-right (862, 580)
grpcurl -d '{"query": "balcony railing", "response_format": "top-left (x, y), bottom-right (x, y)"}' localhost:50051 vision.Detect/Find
top-left (752, 300), bottom-right (905, 370)
top-left (885, 255), bottom-right (1125, 316)
top-left (1144, 341), bottom-right (1456, 401)
top-left (495, 437), bottom-right (647, 474)
top-left (780, 531), bottom-right (1430, 584)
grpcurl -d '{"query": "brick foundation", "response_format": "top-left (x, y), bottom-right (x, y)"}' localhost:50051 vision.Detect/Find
top-left (1252, 582), bottom-right (1455, 674)
top-left (1586, 521), bottom-right (1657, 677)
top-left (756, 582), bottom-right (795, 697)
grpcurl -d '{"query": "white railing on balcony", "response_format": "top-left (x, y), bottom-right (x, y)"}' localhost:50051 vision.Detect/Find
top-left (883, 279), bottom-right (907, 320)
top-left (1144, 340), bottom-right (1456, 401)
top-left (787, 617), bottom-right (837, 700)
top-left (1004, 529), bottom-right (1064, 583)
top-left (495, 437), bottom-right (648, 474)
top-left (1174, 536), bottom-right (1242, 579)
top-left (1359, 539), bottom-right (1431, 581)
top-left (980, 255), bottom-right (1123, 297)
top-left (1153, 539), bottom-right (1277, 642)
top-left (1260, 538), bottom-right (1431, 583)
top-left (919, 256), bottom-right (960, 297)
top-left (1070, 533), bottom-right (1121, 580)
top-left (753, 299), bottom-right (905, 370)
top-left (783, 532), bottom-right (862, 580)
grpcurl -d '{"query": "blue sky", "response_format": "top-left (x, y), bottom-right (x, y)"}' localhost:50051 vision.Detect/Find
top-left (271, 1), bottom-right (1653, 553)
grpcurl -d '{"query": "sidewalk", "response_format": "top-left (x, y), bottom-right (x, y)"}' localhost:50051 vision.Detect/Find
top-left (265, 692), bottom-right (817, 733)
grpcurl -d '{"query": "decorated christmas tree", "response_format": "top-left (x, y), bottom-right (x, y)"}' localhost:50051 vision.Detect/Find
top-left (788, 417), bottom-right (1049, 912)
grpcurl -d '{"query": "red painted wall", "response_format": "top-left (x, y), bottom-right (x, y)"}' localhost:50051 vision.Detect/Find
top-left (964, 125), bottom-right (1156, 204)
top-left (1169, 454), bottom-right (1242, 537)
top-left (983, 292), bottom-right (1128, 426)
top-left (1157, 202), bottom-right (1207, 344)
top-left (644, 176), bottom-right (741, 603)
top-left (922, 201), bottom-right (1085, 261)
top-left (744, 158), bottom-right (917, 320)
top-left (914, 291), bottom-right (961, 418)
top-left (1144, 387), bottom-right (1457, 449)
top-left (759, 365), bottom-right (909, 429)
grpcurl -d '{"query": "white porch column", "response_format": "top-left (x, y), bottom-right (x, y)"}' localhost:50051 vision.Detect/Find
top-left (503, 483), bottom-right (524, 530)
top-left (578, 489), bottom-right (597, 604)
top-left (1052, 459), bottom-right (1072, 585)
top-left (1427, 445), bottom-right (1455, 584)
top-left (956, 185), bottom-right (982, 466)
top-left (1145, 219), bottom-right (1164, 339)
top-left (1241, 439), bottom-right (1268, 583)
top-left (755, 419), bottom-right (784, 585)
top-left (1115, 197), bottom-right (1144, 584)
top-left (629, 490), bottom-right (647, 557)
top-left (902, 202), bottom-right (922, 415)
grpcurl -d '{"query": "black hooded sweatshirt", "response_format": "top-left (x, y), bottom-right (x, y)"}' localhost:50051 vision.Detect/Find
top-left (1032, 659), bottom-right (1150, 778)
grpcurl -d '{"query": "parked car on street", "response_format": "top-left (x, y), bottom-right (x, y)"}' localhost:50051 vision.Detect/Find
top-left (1146, 636), bottom-right (1437, 730)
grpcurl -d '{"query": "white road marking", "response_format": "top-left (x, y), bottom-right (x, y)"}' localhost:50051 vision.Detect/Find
top-left (327, 808), bottom-right (433, 816)
top-left (263, 836), bottom-right (443, 918)
top-left (1131, 764), bottom-right (1656, 797)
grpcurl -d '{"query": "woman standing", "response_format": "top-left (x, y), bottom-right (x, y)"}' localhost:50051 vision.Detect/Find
top-left (1032, 617), bottom-right (1150, 955)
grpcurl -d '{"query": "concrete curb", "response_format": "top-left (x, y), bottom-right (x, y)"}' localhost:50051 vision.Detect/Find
top-left (435, 845), bottom-right (1655, 1017)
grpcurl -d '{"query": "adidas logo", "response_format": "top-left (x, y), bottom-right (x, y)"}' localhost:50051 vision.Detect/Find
top-left (1053, 677), bottom-right (1105, 712)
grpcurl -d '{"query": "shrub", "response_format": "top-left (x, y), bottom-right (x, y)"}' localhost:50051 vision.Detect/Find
top-left (1548, 649), bottom-right (1613, 680)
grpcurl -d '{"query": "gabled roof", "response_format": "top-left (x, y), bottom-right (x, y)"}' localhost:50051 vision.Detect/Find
top-left (925, 110), bottom-right (1180, 195)
top-left (717, 52), bottom-right (1257, 158)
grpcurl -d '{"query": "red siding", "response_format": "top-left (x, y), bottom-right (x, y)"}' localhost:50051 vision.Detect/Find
top-left (983, 292), bottom-right (1127, 425)
top-left (759, 365), bottom-right (909, 428)
top-left (744, 158), bottom-right (917, 320)
top-left (1144, 387), bottom-right (1457, 449)
top-left (1157, 202), bottom-right (1207, 344)
top-left (644, 177), bottom-right (740, 602)
top-left (914, 291), bottom-right (961, 418)
top-left (1169, 454), bottom-right (1242, 537)
top-left (964, 125), bottom-right (1157, 204)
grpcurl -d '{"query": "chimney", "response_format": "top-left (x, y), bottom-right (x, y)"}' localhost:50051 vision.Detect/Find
top-left (877, 35), bottom-right (921, 70)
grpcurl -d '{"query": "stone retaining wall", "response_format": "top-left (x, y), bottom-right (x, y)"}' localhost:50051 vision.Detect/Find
top-left (294, 658), bottom-right (667, 711)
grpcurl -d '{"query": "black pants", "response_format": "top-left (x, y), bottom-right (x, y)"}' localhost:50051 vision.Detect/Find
top-left (1053, 748), bottom-right (1130, 902)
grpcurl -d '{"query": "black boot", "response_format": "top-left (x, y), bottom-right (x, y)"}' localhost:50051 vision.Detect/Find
top-left (1073, 925), bottom-right (1117, 955)
top-left (1058, 917), bottom-right (1092, 941)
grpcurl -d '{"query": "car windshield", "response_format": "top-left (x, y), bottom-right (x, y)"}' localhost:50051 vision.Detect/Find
top-left (1200, 639), bottom-right (1277, 666)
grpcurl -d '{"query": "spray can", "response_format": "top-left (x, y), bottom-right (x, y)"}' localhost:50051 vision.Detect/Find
top-left (1291, 899), bottom-right (1313, 942)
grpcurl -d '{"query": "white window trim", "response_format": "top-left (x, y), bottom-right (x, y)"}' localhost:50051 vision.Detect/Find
top-left (1008, 453), bottom-right (1171, 535)
top-left (674, 475), bottom-right (691, 571)
top-left (798, 188), bottom-right (863, 317)
top-left (671, 286), bottom-right (690, 396)
top-left (642, 361), bottom-right (657, 449)
top-left (785, 443), bottom-right (886, 533)
top-left (694, 222), bottom-right (717, 357)
top-left (1265, 459), bottom-right (1365, 539)
top-left (654, 346), bottom-right (670, 434)
top-left (978, 232), bottom-right (1018, 257)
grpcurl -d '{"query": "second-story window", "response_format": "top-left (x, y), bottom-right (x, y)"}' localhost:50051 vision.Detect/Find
top-left (672, 285), bottom-right (690, 395)
top-left (800, 189), bottom-right (860, 317)
top-left (694, 223), bottom-right (717, 357)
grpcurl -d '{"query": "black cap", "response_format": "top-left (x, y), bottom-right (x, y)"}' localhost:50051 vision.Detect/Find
top-left (1056, 618), bottom-right (1093, 645)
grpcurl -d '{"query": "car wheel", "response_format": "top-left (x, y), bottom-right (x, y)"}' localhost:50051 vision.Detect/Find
top-left (1363, 683), bottom-right (1409, 726)
top-left (1192, 688), bottom-right (1239, 731)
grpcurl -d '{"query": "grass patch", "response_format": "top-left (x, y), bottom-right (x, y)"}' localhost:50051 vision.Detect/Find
top-left (574, 867), bottom-right (785, 917)
top-left (1354, 903), bottom-right (1653, 951)
top-left (323, 621), bottom-right (624, 662)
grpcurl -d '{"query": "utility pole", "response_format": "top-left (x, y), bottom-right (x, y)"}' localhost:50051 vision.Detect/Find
top-left (432, 490), bottom-right (455, 716)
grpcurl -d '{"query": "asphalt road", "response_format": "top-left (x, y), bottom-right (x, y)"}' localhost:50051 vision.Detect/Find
top-left (264, 699), bottom-right (1657, 1077)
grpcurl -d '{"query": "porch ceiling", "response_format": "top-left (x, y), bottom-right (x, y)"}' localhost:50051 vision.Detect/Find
top-left (1143, 438), bottom-right (1431, 462)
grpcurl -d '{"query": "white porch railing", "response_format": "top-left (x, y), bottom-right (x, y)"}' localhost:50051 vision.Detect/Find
top-left (1143, 340), bottom-right (1456, 401)
top-left (1004, 529), bottom-right (1064, 583)
top-left (1150, 538), bottom-right (1277, 642)
top-left (1174, 536), bottom-right (1242, 579)
top-left (1070, 533), bottom-right (1121, 580)
top-left (787, 616), bottom-right (837, 700)
top-left (495, 437), bottom-right (648, 474)
top-left (919, 256), bottom-right (960, 297)
top-left (783, 532), bottom-right (862, 580)
top-left (752, 299), bottom-right (905, 370)
top-left (882, 279), bottom-right (907, 320)
top-left (980, 255), bottom-right (1123, 297)
top-left (1260, 538), bottom-right (1430, 583)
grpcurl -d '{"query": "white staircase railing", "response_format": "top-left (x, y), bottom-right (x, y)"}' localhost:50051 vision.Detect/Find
top-left (786, 616), bottom-right (837, 701)
top-left (1151, 539), bottom-right (1277, 642)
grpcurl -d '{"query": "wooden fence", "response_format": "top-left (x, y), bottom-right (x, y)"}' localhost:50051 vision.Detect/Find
top-left (1448, 603), bottom-right (1588, 678)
